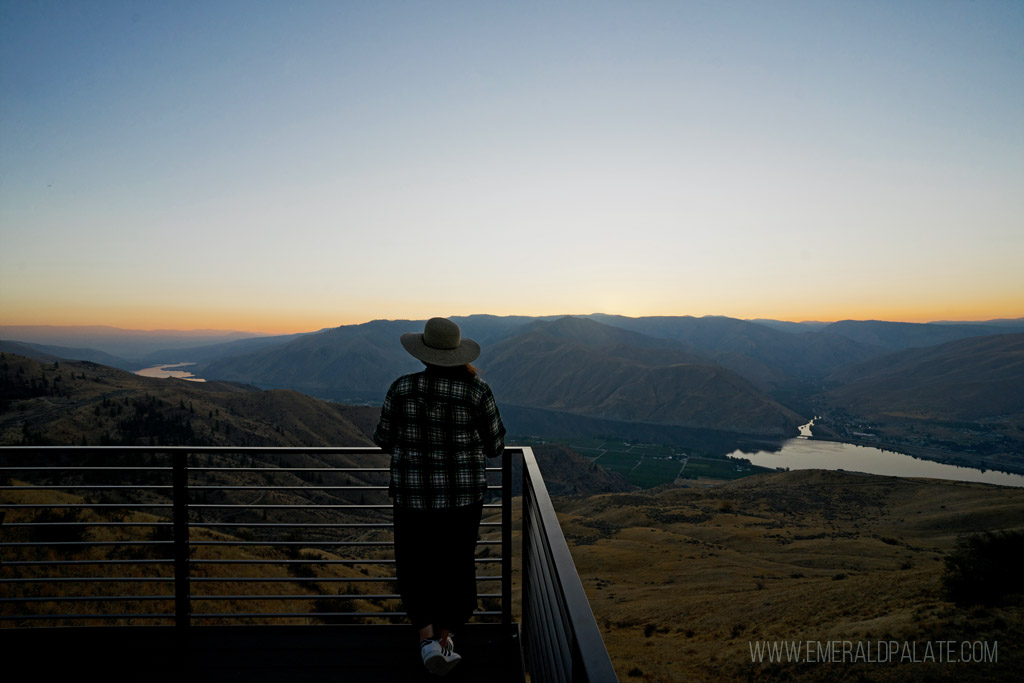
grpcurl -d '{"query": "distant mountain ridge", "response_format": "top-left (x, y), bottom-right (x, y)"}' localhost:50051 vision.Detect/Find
top-left (7, 314), bottom-right (1019, 365)
top-left (584, 313), bottom-right (883, 384)
top-left (196, 315), bottom-right (564, 401)
top-left (484, 317), bottom-right (803, 436)
top-left (0, 325), bottom-right (278, 359)
top-left (197, 319), bottom-right (426, 401)
top-left (139, 332), bottom-right (308, 365)
top-left (11, 314), bottom-right (1022, 446)
top-left (823, 332), bottom-right (1024, 421)
top-left (820, 319), bottom-right (1024, 351)
top-left (185, 313), bottom-right (1024, 440)
top-left (0, 339), bottom-right (136, 370)
top-left (197, 315), bottom-right (807, 436)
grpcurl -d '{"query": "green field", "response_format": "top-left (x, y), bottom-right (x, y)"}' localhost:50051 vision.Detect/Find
top-left (590, 451), bottom-right (686, 488)
top-left (591, 451), bottom-right (642, 475)
top-left (589, 452), bottom-right (774, 488)
top-left (626, 458), bottom-right (686, 488)
top-left (596, 440), bottom-right (676, 455)
top-left (510, 435), bottom-right (772, 488)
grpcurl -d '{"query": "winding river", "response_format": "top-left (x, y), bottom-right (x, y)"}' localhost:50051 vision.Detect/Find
top-left (730, 420), bottom-right (1024, 488)
top-left (133, 362), bottom-right (205, 382)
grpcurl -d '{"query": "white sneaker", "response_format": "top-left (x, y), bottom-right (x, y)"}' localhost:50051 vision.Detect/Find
top-left (421, 637), bottom-right (462, 676)
top-left (440, 634), bottom-right (456, 657)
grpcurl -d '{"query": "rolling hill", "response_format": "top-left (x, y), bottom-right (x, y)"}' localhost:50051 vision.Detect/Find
top-left (196, 319), bottom-right (426, 402)
top-left (823, 333), bottom-right (1024, 422)
top-left (811, 333), bottom-right (1024, 469)
top-left (0, 352), bottom-right (373, 447)
top-left (820, 319), bottom-right (1023, 351)
top-left (484, 317), bottom-right (804, 436)
top-left (194, 315), bottom-right (562, 401)
top-left (556, 468), bottom-right (1024, 681)
top-left (586, 313), bottom-right (883, 382)
top-left (197, 315), bottom-right (806, 437)
top-left (133, 313), bottom-right (1024, 451)
top-left (0, 325), bottom-right (271, 360)
top-left (0, 351), bottom-right (630, 497)
top-left (0, 338), bottom-right (135, 370)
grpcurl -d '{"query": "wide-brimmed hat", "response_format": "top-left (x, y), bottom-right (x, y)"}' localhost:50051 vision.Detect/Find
top-left (400, 317), bottom-right (480, 367)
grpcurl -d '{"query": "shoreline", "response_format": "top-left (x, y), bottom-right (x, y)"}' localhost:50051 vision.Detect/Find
top-left (806, 435), bottom-right (1024, 477)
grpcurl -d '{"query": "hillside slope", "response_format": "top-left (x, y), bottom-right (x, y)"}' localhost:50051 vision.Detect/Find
top-left (196, 315), bottom-right (552, 401)
top-left (587, 313), bottom-right (883, 380)
top-left (512, 443), bottom-right (635, 496)
top-left (0, 353), bottom-right (372, 447)
top-left (0, 339), bottom-right (134, 369)
top-left (197, 319), bottom-right (424, 401)
top-left (485, 318), bottom-right (804, 436)
top-left (555, 469), bottom-right (1024, 682)
top-left (823, 333), bottom-right (1024, 421)
top-left (821, 319), bottom-right (1022, 351)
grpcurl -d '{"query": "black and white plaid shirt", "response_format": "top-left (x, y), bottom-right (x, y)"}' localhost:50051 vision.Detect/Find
top-left (373, 367), bottom-right (506, 509)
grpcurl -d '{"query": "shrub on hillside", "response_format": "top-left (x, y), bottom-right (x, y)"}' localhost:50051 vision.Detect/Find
top-left (942, 529), bottom-right (1024, 606)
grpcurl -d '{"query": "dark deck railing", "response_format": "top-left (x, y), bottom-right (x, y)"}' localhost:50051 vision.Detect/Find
top-left (522, 448), bottom-right (618, 682)
top-left (0, 445), bottom-right (616, 682)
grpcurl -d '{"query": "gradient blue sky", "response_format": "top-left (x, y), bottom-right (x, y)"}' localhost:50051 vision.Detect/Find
top-left (2, 0), bottom-right (1022, 332)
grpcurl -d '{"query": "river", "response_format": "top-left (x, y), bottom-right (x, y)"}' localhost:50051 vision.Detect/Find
top-left (133, 362), bottom-right (205, 382)
top-left (729, 420), bottom-right (1024, 488)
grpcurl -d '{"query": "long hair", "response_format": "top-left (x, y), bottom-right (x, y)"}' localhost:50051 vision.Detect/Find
top-left (424, 362), bottom-right (479, 377)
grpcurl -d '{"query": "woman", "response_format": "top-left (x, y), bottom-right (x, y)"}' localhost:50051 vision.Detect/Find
top-left (372, 317), bottom-right (506, 677)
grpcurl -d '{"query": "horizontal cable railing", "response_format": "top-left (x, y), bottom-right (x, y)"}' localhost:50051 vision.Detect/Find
top-left (3, 445), bottom-right (616, 681)
top-left (0, 446), bottom-right (513, 628)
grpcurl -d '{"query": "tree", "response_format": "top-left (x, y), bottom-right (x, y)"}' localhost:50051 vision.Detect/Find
top-left (942, 530), bottom-right (1024, 606)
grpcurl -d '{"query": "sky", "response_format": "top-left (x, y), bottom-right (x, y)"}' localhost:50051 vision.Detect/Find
top-left (2, 0), bottom-right (1022, 334)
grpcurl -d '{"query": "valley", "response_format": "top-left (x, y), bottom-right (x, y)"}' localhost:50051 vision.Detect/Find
top-left (6, 314), bottom-right (1023, 480)
top-left (3, 313), bottom-right (1024, 681)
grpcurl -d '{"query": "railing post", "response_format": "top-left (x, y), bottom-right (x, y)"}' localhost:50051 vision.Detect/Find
top-left (520, 451), bottom-right (532, 665)
top-left (501, 447), bottom-right (513, 630)
top-left (172, 450), bottom-right (190, 630)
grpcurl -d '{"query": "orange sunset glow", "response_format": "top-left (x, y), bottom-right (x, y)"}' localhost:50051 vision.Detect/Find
top-left (2, 3), bottom-right (1022, 334)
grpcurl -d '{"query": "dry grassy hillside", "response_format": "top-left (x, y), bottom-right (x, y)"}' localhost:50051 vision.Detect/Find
top-left (0, 353), bottom-right (372, 447)
top-left (553, 469), bottom-right (1024, 682)
top-left (0, 482), bottom-right (416, 626)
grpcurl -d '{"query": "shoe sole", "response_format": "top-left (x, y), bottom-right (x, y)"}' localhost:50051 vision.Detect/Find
top-left (423, 652), bottom-right (461, 677)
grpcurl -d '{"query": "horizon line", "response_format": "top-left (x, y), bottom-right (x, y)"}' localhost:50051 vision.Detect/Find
top-left (3, 311), bottom-right (1023, 337)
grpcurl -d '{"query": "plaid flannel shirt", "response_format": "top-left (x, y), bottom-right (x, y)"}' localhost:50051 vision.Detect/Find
top-left (372, 367), bottom-right (506, 509)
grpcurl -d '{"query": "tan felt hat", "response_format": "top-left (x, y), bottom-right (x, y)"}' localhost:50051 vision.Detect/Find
top-left (400, 317), bottom-right (480, 367)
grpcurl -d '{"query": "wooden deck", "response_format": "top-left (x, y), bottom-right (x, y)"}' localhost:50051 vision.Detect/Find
top-left (2, 623), bottom-right (526, 682)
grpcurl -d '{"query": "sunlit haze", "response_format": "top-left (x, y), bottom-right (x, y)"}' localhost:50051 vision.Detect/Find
top-left (2, 1), bottom-right (1022, 334)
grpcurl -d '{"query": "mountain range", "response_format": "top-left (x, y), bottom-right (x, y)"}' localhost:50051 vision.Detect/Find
top-left (4, 314), bottom-right (1023, 450)
top-left (0, 352), bottom-right (633, 497)
top-left (483, 317), bottom-right (803, 436)
top-left (0, 325), bottom-right (278, 360)
top-left (824, 333), bottom-right (1024, 422)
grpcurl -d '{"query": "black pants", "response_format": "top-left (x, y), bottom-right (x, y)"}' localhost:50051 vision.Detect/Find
top-left (392, 500), bottom-right (483, 632)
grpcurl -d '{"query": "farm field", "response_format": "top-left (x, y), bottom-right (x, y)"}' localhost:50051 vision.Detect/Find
top-left (512, 437), bottom-right (775, 488)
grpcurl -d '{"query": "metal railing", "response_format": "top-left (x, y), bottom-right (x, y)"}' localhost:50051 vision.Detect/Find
top-left (0, 446), bottom-right (512, 627)
top-left (1, 445), bottom-right (616, 681)
top-left (522, 449), bottom-right (618, 682)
